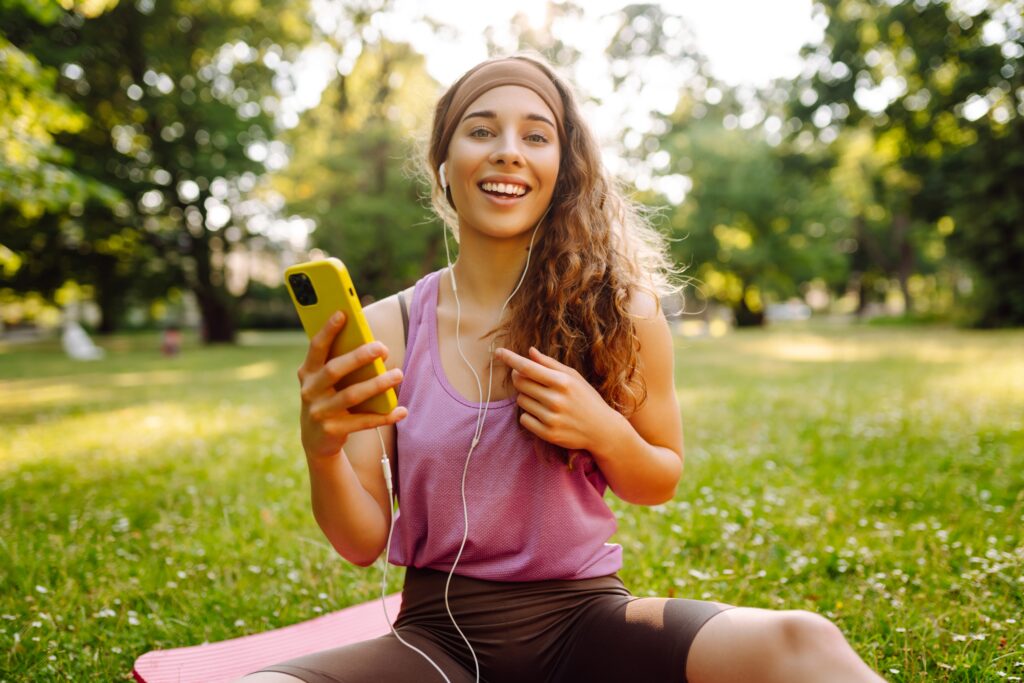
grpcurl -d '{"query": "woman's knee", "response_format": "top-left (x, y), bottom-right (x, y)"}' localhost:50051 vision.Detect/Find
top-left (775, 610), bottom-right (851, 663)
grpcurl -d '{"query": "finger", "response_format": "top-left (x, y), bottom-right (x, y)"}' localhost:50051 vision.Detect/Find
top-left (314, 368), bottom-right (404, 417)
top-left (323, 406), bottom-right (408, 436)
top-left (496, 348), bottom-right (563, 387)
top-left (516, 392), bottom-right (552, 425)
top-left (528, 346), bottom-right (572, 373)
top-left (519, 411), bottom-right (549, 439)
top-left (510, 369), bottom-right (556, 403)
top-left (303, 311), bottom-right (346, 372)
top-left (306, 341), bottom-right (387, 398)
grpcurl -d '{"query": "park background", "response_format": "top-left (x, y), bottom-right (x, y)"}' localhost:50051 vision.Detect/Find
top-left (1, 0), bottom-right (1022, 680)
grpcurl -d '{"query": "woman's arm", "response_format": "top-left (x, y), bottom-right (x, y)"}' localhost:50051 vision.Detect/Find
top-left (298, 291), bottom-right (410, 566)
top-left (583, 291), bottom-right (684, 505)
top-left (496, 290), bottom-right (684, 506)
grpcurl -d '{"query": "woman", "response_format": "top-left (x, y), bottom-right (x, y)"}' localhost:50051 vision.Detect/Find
top-left (242, 54), bottom-right (885, 683)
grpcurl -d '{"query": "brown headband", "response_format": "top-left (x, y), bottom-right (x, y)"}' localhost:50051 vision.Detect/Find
top-left (438, 58), bottom-right (566, 161)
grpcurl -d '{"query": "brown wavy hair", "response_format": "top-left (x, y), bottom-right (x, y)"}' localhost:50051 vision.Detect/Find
top-left (424, 53), bottom-right (682, 450)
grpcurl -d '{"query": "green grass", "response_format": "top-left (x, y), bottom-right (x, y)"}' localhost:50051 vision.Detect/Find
top-left (1, 325), bottom-right (1022, 681)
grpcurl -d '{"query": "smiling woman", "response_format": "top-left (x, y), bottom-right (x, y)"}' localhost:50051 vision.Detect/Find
top-left (240, 53), bottom-right (887, 683)
top-left (443, 84), bottom-right (561, 238)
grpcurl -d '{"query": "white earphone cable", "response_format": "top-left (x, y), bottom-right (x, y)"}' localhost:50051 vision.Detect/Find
top-left (379, 196), bottom-right (550, 683)
top-left (377, 428), bottom-right (452, 683)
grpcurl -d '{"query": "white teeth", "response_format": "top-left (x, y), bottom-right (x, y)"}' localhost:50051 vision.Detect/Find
top-left (481, 182), bottom-right (526, 196)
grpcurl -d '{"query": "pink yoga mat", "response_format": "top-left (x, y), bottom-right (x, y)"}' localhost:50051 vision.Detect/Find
top-left (132, 593), bottom-right (401, 683)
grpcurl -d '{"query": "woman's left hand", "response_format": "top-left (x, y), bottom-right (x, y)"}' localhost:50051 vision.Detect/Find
top-left (495, 346), bottom-right (623, 453)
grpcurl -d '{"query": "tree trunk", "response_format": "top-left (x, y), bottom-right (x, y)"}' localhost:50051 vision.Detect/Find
top-left (94, 256), bottom-right (125, 335)
top-left (892, 212), bottom-right (914, 314)
top-left (188, 231), bottom-right (237, 343)
top-left (856, 274), bottom-right (871, 317)
top-left (193, 284), bottom-right (236, 343)
top-left (733, 292), bottom-right (765, 327)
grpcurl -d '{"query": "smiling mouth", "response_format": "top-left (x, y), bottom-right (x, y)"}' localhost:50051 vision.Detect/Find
top-left (479, 181), bottom-right (530, 198)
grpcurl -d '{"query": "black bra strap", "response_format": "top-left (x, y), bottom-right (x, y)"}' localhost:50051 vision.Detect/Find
top-left (398, 290), bottom-right (409, 347)
top-left (392, 290), bottom-right (409, 502)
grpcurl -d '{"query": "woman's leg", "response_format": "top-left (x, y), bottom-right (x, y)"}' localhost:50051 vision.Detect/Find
top-left (234, 628), bottom-right (474, 683)
top-left (686, 607), bottom-right (886, 683)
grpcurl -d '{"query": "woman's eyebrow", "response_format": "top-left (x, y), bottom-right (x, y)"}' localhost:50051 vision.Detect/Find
top-left (461, 110), bottom-right (556, 129)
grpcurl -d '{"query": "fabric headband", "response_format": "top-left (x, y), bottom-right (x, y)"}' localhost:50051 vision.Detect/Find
top-left (438, 58), bottom-right (567, 161)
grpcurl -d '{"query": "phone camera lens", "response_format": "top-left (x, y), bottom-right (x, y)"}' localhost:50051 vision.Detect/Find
top-left (289, 273), bottom-right (318, 306)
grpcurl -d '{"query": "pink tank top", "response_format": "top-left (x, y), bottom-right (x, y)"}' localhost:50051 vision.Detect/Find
top-left (389, 269), bottom-right (622, 581)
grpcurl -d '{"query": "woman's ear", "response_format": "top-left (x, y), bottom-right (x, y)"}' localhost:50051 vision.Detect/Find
top-left (439, 162), bottom-right (448, 190)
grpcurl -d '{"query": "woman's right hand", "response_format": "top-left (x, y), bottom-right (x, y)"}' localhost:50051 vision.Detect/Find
top-left (297, 311), bottom-right (408, 460)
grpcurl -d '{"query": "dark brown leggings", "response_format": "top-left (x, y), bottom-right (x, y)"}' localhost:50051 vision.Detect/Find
top-left (253, 567), bottom-right (731, 683)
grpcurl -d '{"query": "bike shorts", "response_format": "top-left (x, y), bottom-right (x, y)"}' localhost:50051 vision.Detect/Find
top-left (252, 565), bottom-right (732, 683)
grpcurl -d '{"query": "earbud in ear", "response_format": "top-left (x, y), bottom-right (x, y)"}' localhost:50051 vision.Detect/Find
top-left (439, 162), bottom-right (448, 190)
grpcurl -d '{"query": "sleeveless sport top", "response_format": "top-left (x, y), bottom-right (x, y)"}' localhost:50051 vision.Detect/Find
top-left (389, 269), bottom-right (623, 581)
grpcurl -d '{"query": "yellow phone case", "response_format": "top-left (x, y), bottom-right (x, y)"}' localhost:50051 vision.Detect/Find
top-left (284, 257), bottom-right (398, 415)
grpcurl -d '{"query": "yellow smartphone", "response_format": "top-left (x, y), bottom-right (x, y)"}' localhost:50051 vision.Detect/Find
top-left (284, 257), bottom-right (397, 415)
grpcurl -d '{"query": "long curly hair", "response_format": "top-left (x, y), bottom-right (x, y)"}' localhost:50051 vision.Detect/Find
top-left (423, 53), bottom-right (682, 443)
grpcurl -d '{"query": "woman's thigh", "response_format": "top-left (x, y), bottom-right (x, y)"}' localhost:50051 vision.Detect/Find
top-left (684, 606), bottom-right (879, 683)
top-left (243, 629), bottom-right (475, 683)
top-left (557, 595), bottom-right (731, 683)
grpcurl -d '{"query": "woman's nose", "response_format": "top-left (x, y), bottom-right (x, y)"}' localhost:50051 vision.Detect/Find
top-left (490, 136), bottom-right (524, 166)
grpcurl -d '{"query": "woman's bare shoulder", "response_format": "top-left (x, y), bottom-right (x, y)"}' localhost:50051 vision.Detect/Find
top-left (626, 285), bottom-right (662, 321)
top-left (362, 285), bottom-right (416, 371)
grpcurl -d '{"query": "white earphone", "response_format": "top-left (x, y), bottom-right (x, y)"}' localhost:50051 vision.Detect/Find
top-left (376, 172), bottom-right (551, 683)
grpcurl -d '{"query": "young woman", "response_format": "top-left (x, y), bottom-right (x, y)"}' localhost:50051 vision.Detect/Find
top-left (242, 54), bottom-right (885, 683)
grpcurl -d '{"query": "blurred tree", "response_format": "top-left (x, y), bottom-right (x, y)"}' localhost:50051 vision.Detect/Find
top-left (608, 4), bottom-right (846, 325)
top-left (2, 0), bottom-right (312, 340)
top-left (0, 0), bottom-right (127, 326)
top-left (275, 39), bottom-right (440, 299)
top-left (795, 0), bottom-right (1024, 325)
top-left (657, 110), bottom-right (849, 325)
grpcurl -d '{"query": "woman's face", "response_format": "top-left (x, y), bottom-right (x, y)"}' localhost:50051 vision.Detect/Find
top-left (444, 85), bottom-right (561, 240)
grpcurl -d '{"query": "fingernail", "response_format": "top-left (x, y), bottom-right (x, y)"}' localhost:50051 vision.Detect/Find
top-left (331, 311), bottom-right (342, 324)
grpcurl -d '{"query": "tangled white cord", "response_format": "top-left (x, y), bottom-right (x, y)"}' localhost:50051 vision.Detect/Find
top-left (375, 207), bottom-right (549, 682)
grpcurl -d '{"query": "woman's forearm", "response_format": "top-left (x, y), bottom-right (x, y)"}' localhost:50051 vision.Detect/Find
top-left (587, 411), bottom-right (683, 505)
top-left (305, 449), bottom-right (390, 566)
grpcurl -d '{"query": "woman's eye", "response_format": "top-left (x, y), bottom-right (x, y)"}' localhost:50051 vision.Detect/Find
top-left (526, 133), bottom-right (549, 143)
top-left (470, 128), bottom-right (492, 138)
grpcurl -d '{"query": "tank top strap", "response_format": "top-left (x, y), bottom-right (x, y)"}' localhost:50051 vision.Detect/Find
top-left (393, 269), bottom-right (441, 500)
top-left (400, 269), bottom-right (439, 377)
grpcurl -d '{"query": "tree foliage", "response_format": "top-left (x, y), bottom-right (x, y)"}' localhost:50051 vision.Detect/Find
top-left (2, 0), bottom-right (312, 338)
top-left (795, 0), bottom-right (1024, 325)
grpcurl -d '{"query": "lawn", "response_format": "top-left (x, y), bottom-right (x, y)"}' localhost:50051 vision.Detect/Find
top-left (1, 324), bottom-right (1021, 681)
